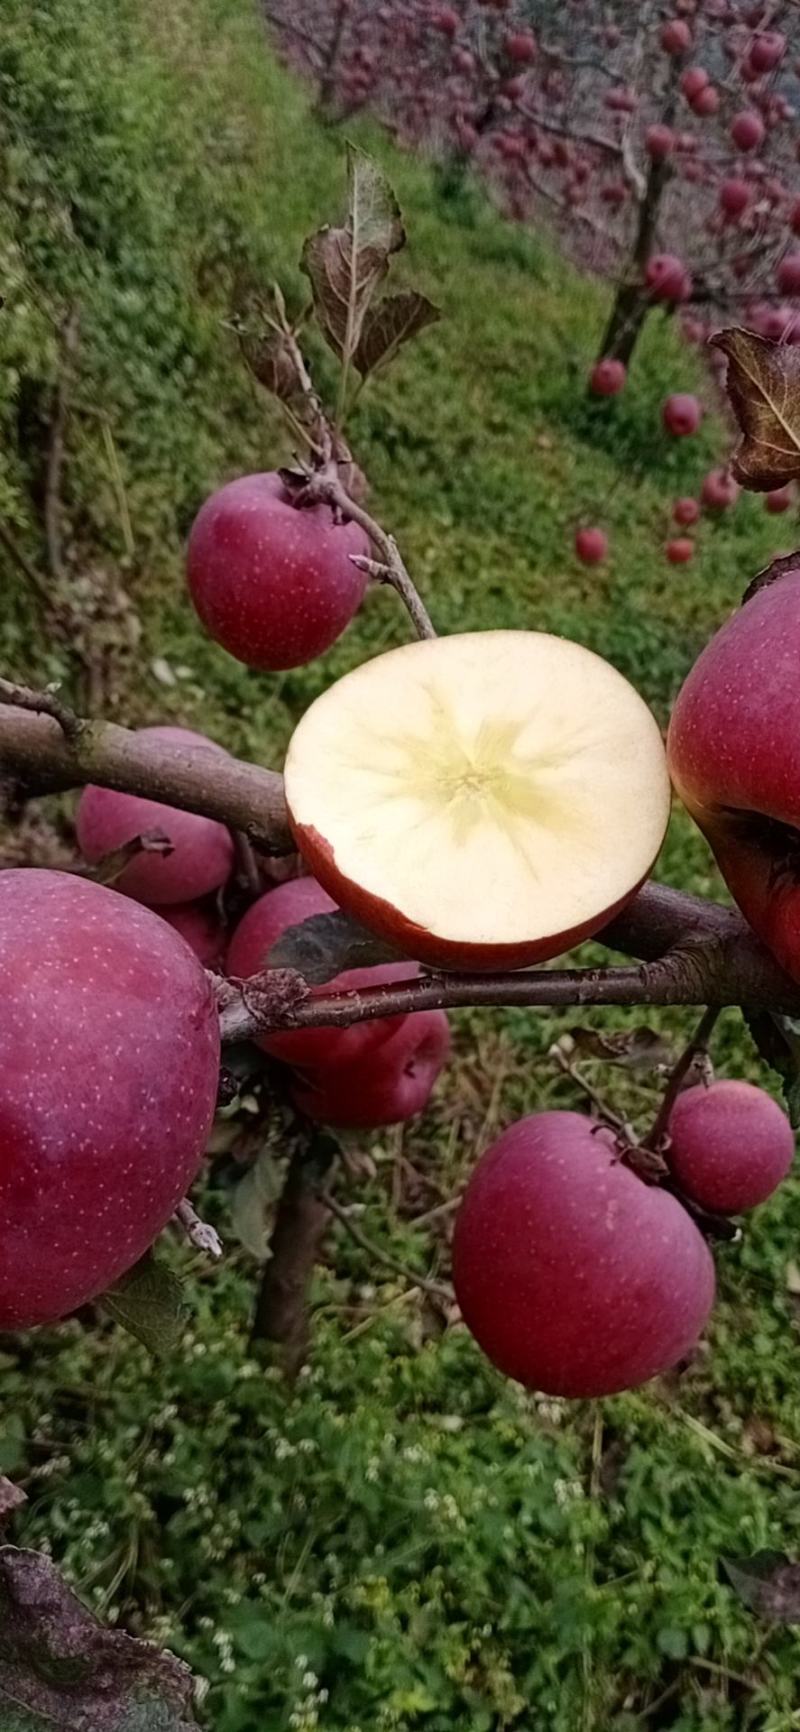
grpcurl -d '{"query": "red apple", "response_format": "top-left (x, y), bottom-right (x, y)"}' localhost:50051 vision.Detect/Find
top-left (161, 899), bottom-right (226, 966)
top-left (284, 632), bottom-right (670, 971)
top-left (186, 472), bottom-right (370, 671)
top-left (589, 358), bottom-right (626, 396)
top-left (226, 876), bottom-right (421, 1067)
top-left (701, 468), bottom-right (739, 510)
top-left (749, 30), bottom-right (785, 72)
top-left (645, 124), bottom-right (675, 161)
top-left (503, 29), bottom-right (536, 63)
top-left (668, 571), bottom-right (800, 981)
top-left (663, 393), bottom-right (703, 436)
top-left (574, 525), bottom-right (609, 564)
top-left (790, 199), bottom-right (800, 238)
top-left (777, 253), bottom-right (800, 295)
top-left (666, 537), bottom-right (695, 563)
top-left (673, 497), bottom-right (701, 526)
top-left (668, 1080), bottom-right (794, 1213)
top-left (719, 177), bottom-right (751, 218)
top-left (76, 725), bottom-right (234, 906)
top-left (452, 1111), bottom-right (716, 1396)
top-left (731, 110), bottom-right (765, 150)
top-left (662, 17), bottom-right (693, 52)
top-left (681, 65), bottom-right (709, 99)
top-left (765, 486), bottom-right (793, 512)
top-left (0, 870), bottom-right (220, 1328)
top-left (646, 254), bottom-right (692, 303)
top-left (691, 84), bottom-right (719, 115)
top-left (290, 1009), bottom-right (450, 1128)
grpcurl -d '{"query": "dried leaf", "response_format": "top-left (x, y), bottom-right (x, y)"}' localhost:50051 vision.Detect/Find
top-left (98, 1252), bottom-right (185, 1357)
top-left (742, 549), bottom-right (800, 605)
top-left (353, 290), bottom-right (440, 378)
top-left (88, 832), bottom-right (173, 887)
top-left (269, 909), bottom-right (402, 984)
top-left (743, 1010), bottom-right (800, 1126)
top-left (711, 328), bottom-right (800, 489)
top-left (0, 1546), bottom-right (198, 1730)
top-left (555, 1027), bottom-right (674, 1072)
top-left (722, 1552), bottom-right (800, 1623)
top-left (301, 145), bottom-right (405, 365)
top-left (230, 1141), bottom-right (286, 1260)
top-left (0, 1477), bottom-right (26, 1521)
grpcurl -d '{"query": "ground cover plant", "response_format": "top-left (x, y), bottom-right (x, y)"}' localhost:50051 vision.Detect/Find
top-left (6, 4), bottom-right (800, 1729)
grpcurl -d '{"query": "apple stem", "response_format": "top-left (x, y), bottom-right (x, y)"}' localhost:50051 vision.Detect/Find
top-left (648, 1006), bottom-right (721, 1154)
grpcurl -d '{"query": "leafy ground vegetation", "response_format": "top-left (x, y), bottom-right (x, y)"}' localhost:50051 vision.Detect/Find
top-left (4, 2), bottom-right (800, 1729)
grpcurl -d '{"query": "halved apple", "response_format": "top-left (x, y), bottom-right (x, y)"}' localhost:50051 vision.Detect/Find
top-left (284, 631), bottom-right (670, 971)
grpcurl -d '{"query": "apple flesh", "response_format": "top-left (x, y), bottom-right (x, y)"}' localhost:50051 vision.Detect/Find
top-left (284, 632), bottom-right (671, 972)
top-left (186, 472), bottom-right (370, 671)
top-left (225, 875), bottom-right (421, 1067)
top-left (452, 1111), bottom-right (715, 1397)
top-left (76, 725), bottom-right (234, 905)
top-left (290, 1010), bottom-right (450, 1128)
top-left (668, 570), bottom-right (800, 982)
top-left (0, 869), bottom-right (220, 1329)
top-left (668, 1080), bottom-right (794, 1213)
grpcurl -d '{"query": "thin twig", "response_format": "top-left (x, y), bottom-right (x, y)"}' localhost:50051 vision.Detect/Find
top-left (0, 519), bottom-right (52, 609)
top-left (321, 1191), bottom-right (454, 1303)
top-left (174, 1199), bottom-right (223, 1259)
top-left (234, 830), bottom-right (263, 897)
top-left (0, 677), bottom-right (82, 742)
top-left (308, 470), bottom-right (436, 639)
top-left (45, 307), bottom-right (80, 583)
top-left (649, 1006), bottom-right (720, 1149)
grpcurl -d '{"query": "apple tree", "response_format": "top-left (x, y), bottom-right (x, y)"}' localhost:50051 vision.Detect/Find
top-left (4, 152), bottom-right (800, 1432)
top-left (265, 0), bottom-right (800, 368)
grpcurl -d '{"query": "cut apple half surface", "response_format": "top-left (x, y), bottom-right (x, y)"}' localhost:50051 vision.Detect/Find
top-left (284, 631), bottom-right (671, 971)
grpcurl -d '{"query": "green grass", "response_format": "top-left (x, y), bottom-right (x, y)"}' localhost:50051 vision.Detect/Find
top-left (4, 2), bottom-right (800, 1728)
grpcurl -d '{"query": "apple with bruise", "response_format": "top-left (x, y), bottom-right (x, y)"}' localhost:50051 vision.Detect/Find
top-left (452, 1111), bottom-right (715, 1396)
top-left (225, 875), bottom-right (421, 1067)
top-left (284, 632), bottom-right (671, 971)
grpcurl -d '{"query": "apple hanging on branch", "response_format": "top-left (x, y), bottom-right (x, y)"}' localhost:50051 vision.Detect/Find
top-left (5, 156), bottom-right (800, 1403)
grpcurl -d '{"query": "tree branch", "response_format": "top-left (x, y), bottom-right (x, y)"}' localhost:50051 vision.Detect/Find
top-left (0, 703), bottom-right (290, 853)
top-left (220, 883), bottom-right (800, 1039)
top-left (305, 470), bottom-right (436, 640)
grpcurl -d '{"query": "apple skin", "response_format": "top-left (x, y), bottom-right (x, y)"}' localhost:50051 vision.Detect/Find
top-left (161, 899), bottom-right (225, 966)
top-left (452, 1111), bottom-right (715, 1397)
top-left (289, 816), bottom-right (659, 973)
top-left (668, 1080), bottom-right (794, 1213)
top-left (673, 497), bottom-right (700, 526)
top-left (667, 570), bottom-right (800, 982)
top-left (290, 1010), bottom-right (450, 1128)
top-left (0, 869), bottom-right (220, 1329)
top-left (662, 393), bottom-right (702, 436)
top-left (226, 876), bottom-right (420, 1066)
top-left (574, 526), bottom-right (609, 565)
top-left (76, 726), bottom-right (234, 906)
top-left (666, 538), bottom-right (695, 564)
top-left (186, 472), bottom-right (370, 671)
top-left (589, 359), bottom-right (626, 396)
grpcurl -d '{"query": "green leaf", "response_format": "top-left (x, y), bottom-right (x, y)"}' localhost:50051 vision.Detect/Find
top-left (301, 145), bottom-right (404, 367)
top-left (0, 1547), bottom-right (199, 1729)
top-left (98, 1252), bottom-right (185, 1357)
top-left (353, 290), bottom-right (440, 379)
